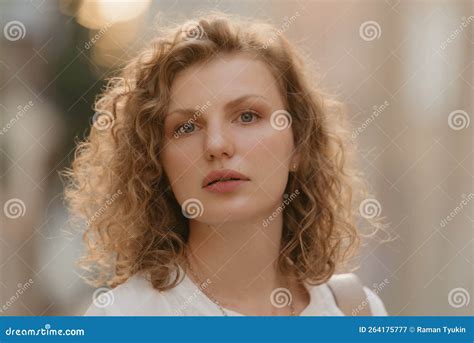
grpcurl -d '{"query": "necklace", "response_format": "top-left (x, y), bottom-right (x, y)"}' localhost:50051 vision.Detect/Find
top-left (184, 249), bottom-right (296, 316)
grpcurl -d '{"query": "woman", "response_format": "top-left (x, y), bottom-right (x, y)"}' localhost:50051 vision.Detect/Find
top-left (65, 13), bottom-right (388, 316)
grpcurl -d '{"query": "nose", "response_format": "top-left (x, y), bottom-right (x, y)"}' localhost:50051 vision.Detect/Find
top-left (204, 119), bottom-right (235, 161)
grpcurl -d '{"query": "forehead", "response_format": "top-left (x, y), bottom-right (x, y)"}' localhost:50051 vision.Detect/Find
top-left (168, 53), bottom-right (283, 109)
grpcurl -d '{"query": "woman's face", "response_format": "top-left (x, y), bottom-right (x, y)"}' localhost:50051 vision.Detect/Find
top-left (160, 53), bottom-right (298, 225)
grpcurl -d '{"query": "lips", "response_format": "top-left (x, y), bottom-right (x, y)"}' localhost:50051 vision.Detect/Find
top-left (203, 169), bottom-right (250, 188)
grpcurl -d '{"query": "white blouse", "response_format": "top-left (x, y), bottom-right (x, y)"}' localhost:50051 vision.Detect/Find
top-left (84, 266), bottom-right (388, 316)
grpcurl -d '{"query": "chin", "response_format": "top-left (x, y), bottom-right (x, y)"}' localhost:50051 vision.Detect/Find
top-left (200, 205), bottom-right (256, 224)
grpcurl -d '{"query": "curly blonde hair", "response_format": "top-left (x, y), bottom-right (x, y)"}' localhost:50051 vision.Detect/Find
top-left (63, 12), bottom-right (379, 291)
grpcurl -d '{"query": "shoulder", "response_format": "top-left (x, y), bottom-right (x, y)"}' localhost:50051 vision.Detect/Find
top-left (83, 273), bottom-right (175, 316)
top-left (325, 273), bottom-right (388, 316)
top-left (361, 286), bottom-right (388, 316)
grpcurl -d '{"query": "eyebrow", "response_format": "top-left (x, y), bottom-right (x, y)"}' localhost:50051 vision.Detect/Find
top-left (166, 94), bottom-right (268, 118)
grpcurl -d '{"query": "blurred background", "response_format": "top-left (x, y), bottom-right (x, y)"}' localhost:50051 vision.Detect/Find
top-left (0, 0), bottom-right (472, 316)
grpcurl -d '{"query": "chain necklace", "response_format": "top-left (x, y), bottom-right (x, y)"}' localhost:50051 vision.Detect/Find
top-left (184, 249), bottom-right (296, 316)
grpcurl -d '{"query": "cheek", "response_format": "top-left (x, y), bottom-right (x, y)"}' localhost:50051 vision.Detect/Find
top-left (161, 142), bottom-right (202, 194)
top-left (241, 127), bottom-right (294, 168)
top-left (241, 130), bottom-right (294, 199)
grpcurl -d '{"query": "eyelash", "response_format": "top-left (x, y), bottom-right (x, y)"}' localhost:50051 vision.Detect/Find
top-left (172, 110), bottom-right (261, 137)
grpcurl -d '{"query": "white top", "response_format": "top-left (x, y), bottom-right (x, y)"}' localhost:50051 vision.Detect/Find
top-left (84, 266), bottom-right (388, 316)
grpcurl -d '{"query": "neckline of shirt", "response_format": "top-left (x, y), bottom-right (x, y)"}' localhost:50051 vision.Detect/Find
top-left (176, 264), bottom-right (321, 316)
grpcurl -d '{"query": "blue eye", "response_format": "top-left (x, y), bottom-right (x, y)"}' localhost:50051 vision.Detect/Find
top-left (174, 122), bottom-right (195, 136)
top-left (239, 111), bottom-right (259, 123)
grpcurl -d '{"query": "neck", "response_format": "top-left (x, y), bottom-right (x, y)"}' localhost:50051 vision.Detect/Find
top-left (183, 211), bottom-right (294, 311)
